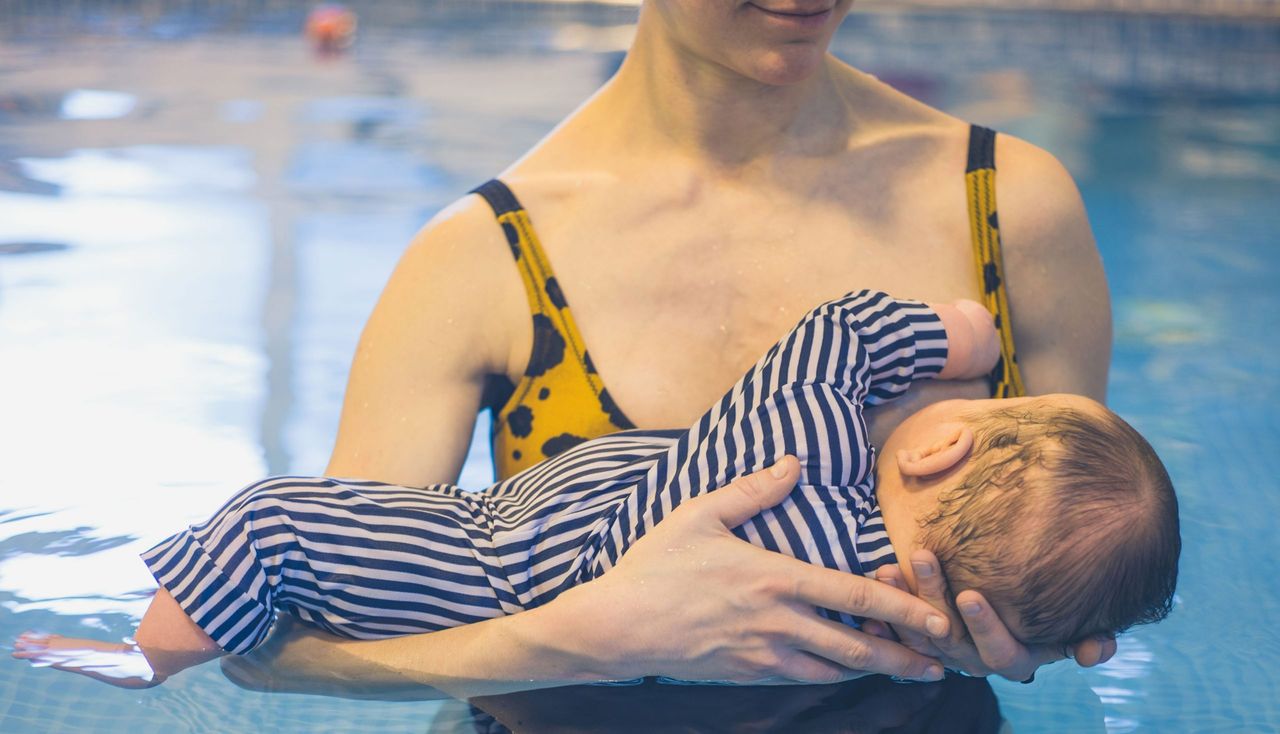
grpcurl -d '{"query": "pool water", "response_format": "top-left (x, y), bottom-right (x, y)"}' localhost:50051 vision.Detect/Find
top-left (1, 2), bottom-right (1278, 732)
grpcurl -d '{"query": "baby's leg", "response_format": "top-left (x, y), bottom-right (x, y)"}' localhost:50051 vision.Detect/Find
top-left (656, 290), bottom-right (946, 492)
top-left (144, 477), bottom-right (518, 651)
top-left (17, 476), bottom-right (517, 687)
top-left (10, 588), bottom-right (214, 689)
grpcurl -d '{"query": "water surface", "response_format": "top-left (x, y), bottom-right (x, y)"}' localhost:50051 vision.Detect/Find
top-left (1, 3), bottom-right (1277, 731)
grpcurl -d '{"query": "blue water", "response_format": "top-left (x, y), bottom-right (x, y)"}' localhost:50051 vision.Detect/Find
top-left (1, 3), bottom-right (1278, 731)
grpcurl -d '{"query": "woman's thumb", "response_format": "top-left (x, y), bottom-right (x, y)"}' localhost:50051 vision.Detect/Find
top-left (706, 456), bottom-right (800, 528)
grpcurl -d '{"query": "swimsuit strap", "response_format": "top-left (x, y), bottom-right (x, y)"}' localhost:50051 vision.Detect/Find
top-left (471, 179), bottom-right (635, 479)
top-left (965, 125), bottom-right (1027, 399)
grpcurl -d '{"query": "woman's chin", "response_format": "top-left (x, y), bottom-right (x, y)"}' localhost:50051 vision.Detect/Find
top-left (742, 48), bottom-right (828, 86)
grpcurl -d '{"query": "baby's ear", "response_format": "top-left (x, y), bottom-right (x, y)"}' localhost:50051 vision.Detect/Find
top-left (896, 424), bottom-right (974, 477)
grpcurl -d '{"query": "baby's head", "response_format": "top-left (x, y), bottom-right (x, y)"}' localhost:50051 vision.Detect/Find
top-left (880, 394), bottom-right (1180, 650)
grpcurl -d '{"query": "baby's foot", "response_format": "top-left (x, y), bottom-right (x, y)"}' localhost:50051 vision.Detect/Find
top-left (12, 631), bottom-right (165, 689)
top-left (953, 299), bottom-right (1000, 374)
top-left (932, 299), bottom-right (1000, 380)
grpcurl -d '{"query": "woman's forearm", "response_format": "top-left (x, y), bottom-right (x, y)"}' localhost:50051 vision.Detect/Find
top-left (222, 600), bottom-right (618, 701)
top-left (322, 590), bottom-right (627, 698)
top-left (224, 462), bottom-right (949, 699)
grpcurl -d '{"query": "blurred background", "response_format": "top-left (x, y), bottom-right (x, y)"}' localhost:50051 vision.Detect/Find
top-left (1, 1), bottom-right (1278, 731)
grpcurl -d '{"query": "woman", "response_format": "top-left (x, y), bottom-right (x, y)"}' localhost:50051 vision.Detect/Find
top-left (226, 0), bottom-right (1114, 698)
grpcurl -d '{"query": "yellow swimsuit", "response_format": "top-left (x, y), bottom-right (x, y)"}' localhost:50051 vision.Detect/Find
top-left (965, 124), bottom-right (1026, 399)
top-left (472, 124), bottom-right (1025, 480)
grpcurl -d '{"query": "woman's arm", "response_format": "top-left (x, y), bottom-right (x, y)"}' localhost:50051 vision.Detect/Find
top-left (224, 139), bottom-right (1112, 695)
top-left (873, 133), bottom-right (1117, 680)
top-left (324, 195), bottom-right (524, 487)
top-left (223, 459), bottom-right (950, 700)
top-left (226, 203), bottom-right (955, 698)
top-left (995, 134), bottom-right (1111, 402)
top-left (213, 194), bottom-right (527, 695)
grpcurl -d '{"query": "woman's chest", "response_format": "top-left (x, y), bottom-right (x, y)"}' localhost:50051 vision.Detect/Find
top-left (509, 169), bottom-right (981, 428)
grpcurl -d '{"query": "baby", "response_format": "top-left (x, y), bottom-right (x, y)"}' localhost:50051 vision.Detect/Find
top-left (14, 290), bottom-right (1179, 686)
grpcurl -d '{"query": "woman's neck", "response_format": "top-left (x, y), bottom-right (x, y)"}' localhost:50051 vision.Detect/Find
top-left (597, 13), bottom-right (856, 171)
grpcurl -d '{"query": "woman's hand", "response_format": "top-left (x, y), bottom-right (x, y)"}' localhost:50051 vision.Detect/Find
top-left (221, 458), bottom-right (951, 699)
top-left (873, 550), bottom-right (1117, 681)
top-left (543, 456), bottom-right (951, 685)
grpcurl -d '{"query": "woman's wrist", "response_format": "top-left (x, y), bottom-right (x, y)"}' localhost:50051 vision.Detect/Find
top-left (512, 582), bottom-right (646, 684)
top-left (378, 585), bottom-right (641, 698)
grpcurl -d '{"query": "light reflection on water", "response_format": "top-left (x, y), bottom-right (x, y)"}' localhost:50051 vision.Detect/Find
top-left (59, 90), bottom-right (137, 121)
top-left (1, 2), bottom-right (1278, 732)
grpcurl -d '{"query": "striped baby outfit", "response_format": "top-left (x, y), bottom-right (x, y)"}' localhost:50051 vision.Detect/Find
top-left (141, 290), bottom-right (948, 654)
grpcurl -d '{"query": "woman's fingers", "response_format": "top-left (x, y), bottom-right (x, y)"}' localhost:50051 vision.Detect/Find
top-left (755, 649), bottom-right (854, 686)
top-left (1069, 634), bottom-right (1118, 667)
top-left (953, 590), bottom-right (1059, 680)
top-left (904, 550), bottom-right (979, 665)
top-left (597, 459), bottom-right (949, 686)
top-left (788, 615), bottom-right (943, 682)
top-left (779, 559), bottom-right (948, 681)
top-left (788, 562), bottom-right (950, 643)
top-left (907, 550), bottom-right (1114, 680)
top-left (702, 455), bottom-right (802, 528)
top-left (955, 593), bottom-right (1117, 673)
top-left (859, 619), bottom-right (894, 641)
top-left (909, 549), bottom-right (1045, 678)
top-left (907, 550), bottom-right (1102, 681)
top-left (874, 564), bottom-right (942, 658)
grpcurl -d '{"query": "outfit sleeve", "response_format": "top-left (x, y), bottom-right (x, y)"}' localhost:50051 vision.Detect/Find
top-left (140, 476), bottom-right (519, 654)
top-left (590, 290), bottom-right (947, 575)
top-left (855, 295), bottom-right (949, 406)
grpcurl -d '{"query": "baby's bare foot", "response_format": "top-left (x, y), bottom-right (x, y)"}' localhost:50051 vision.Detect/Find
top-left (12, 631), bottom-right (165, 689)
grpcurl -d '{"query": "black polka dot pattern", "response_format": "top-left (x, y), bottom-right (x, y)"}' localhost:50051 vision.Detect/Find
top-left (525, 314), bottom-right (566, 378)
top-left (501, 222), bottom-right (521, 258)
top-left (508, 405), bottom-right (534, 438)
top-left (544, 277), bottom-right (567, 309)
top-left (964, 125), bottom-right (1025, 400)
top-left (541, 433), bottom-right (588, 457)
top-left (982, 262), bottom-right (1001, 294)
top-left (469, 180), bottom-right (644, 477)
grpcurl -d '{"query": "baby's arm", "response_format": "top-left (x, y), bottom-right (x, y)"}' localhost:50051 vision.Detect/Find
top-left (603, 291), bottom-right (967, 562)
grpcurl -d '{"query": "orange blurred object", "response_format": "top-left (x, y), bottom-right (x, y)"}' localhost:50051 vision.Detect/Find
top-left (305, 4), bottom-right (357, 56)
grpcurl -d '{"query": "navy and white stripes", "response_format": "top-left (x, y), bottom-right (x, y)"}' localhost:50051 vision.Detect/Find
top-left (141, 290), bottom-right (947, 654)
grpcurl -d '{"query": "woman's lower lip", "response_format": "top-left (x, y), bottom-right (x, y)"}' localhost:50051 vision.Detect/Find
top-left (748, 4), bottom-right (834, 29)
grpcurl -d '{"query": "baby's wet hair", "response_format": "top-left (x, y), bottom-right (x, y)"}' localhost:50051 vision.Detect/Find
top-left (917, 401), bottom-right (1180, 649)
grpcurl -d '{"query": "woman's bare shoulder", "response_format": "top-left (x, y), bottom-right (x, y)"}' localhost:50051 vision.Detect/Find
top-left (993, 133), bottom-right (1111, 399)
top-left (994, 134), bottom-right (1092, 248)
top-left (382, 190), bottom-right (530, 379)
top-left (325, 191), bottom-right (531, 484)
top-left (848, 60), bottom-right (1108, 395)
top-left (867, 69), bottom-right (1090, 255)
top-left (861, 66), bottom-right (1094, 261)
top-left (407, 192), bottom-right (508, 264)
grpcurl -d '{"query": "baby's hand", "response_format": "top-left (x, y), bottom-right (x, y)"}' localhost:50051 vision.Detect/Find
top-left (932, 299), bottom-right (1000, 381)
